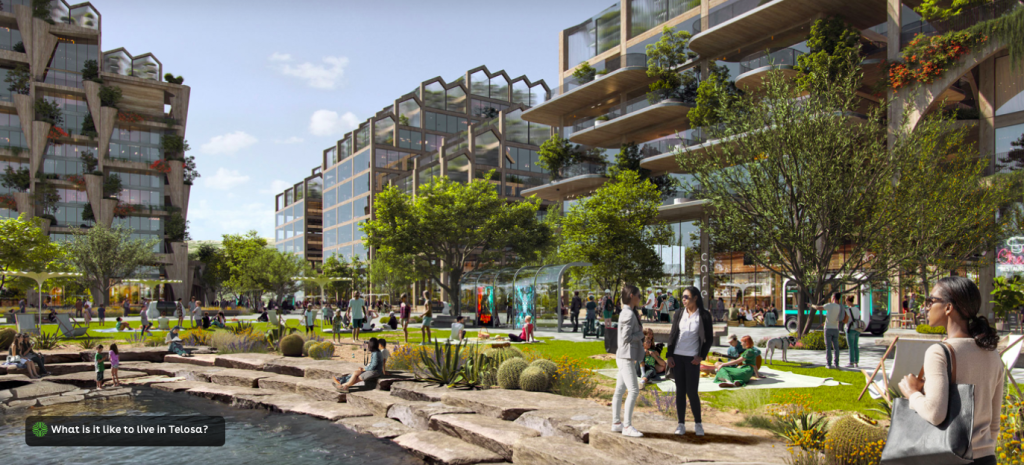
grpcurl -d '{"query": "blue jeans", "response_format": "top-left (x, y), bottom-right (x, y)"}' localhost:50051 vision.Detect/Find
top-left (846, 330), bottom-right (860, 364)
top-left (825, 328), bottom-right (841, 367)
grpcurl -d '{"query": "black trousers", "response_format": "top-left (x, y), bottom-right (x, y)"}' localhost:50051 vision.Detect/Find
top-left (570, 310), bottom-right (579, 332)
top-left (670, 354), bottom-right (702, 424)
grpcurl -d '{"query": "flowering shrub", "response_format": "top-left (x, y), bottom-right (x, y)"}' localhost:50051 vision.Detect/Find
top-left (387, 344), bottom-right (433, 371)
top-left (117, 111), bottom-right (144, 123)
top-left (113, 202), bottom-right (140, 218)
top-left (208, 330), bottom-right (270, 354)
top-left (182, 329), bottom-right (212, 346)
top-left (150, 159), bottom-right (172, 174)
top-left (0, 193), bottom-right (15, 210)
top-left (998, 394), bottom-right (1024, 465)
top-left (47, 126), bottom-right (69, 141)
top-left (888, 30), bottom-right (988, 89)
top-left (550, 354), bottom-right (597, 398)
top-left (65, 174), bottom-right (86, 188)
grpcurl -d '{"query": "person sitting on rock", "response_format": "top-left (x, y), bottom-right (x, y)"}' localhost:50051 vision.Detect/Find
top-left (5, 333), bottom-right (42, 378)
top-left (333, 337), bottom-right (383, 392)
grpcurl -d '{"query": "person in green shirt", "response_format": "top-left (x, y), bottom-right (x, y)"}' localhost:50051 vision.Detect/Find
top-left (94, 344), bottom-right (108, 389)
top-left (714, 335), bottom-right (761, 388)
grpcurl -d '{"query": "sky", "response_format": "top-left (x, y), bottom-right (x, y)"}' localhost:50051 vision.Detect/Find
top-left (95, 0), bottom-right (609, 241)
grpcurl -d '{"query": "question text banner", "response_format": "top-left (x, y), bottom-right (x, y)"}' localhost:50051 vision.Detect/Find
top-left (25, 416), bottom-right (225, 447)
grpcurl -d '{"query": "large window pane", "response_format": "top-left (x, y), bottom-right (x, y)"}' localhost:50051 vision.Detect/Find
top-left (398, 99), bottom-right (421, 127)
top-left (995, 123), bottom-right (1024, 173)
top-left (489, 75), bottom-right (509, 101)
top-left (470, 70), bottom-right (489, 97)
top-left (506, 109), bottom-right (529, 144)
top-left (997, 56), bottom-right (1024, 116)
top-left (353, 173), bottom-right (370, 198)
top-left (447, 155), bottom-right (471, 184)
top-left (511, 80), bottom-right (530, 106)
top-left (424, 81), bottom-right (446, 109)
top-left (374, 117), bottom-right (395, 146)
top-left (447, 86), bottom-right (467, 113)
top-left (474, 131), bottom-right (501, 167)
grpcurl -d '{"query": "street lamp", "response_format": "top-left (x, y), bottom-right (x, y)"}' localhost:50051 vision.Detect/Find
top-left (0, 270), bottom-right (83, 326)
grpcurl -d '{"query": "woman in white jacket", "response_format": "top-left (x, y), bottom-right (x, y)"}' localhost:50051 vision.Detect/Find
top-left (610, 284), bottom-right (645, 438)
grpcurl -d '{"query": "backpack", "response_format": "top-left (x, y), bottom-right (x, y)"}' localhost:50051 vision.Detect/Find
top-left (847, 306), bottom-right (866, 332)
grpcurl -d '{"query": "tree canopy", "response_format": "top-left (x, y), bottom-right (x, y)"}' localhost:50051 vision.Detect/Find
top-left (0, 214), bottom-right (66, 293)
top-left (64, 224), bottom-right (158, 305)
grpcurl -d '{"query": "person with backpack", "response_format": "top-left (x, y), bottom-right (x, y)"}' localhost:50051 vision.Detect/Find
top-left (844, 295), bottom-right (863, 367)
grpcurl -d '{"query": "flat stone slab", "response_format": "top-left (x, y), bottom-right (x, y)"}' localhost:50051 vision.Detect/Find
top-left (185, 382), bottom-right (275, 404)
top-left (389, 381), bottom-right (450, 402)
top-left (514, 408), bottom-right (614, 443)
top-left (377, 373), bottom-right (415, 391)
top-left (347, 389), bottom-right (405, 417)
top-left (164, 354), bottom-right (217, 366)
top-left (588, 418), bottom-right (788, 464)
top-left (38, 394), bottom-right (85, 406)
top-left (513, 435), bottom-right (634, 465)
top-left (117, 376), bottom-right (184, 386)
top-left (38, 352), bottom-right (85, 364)
top-left (430, 413), bottom-right (540, 461)
top-left (9, 381), bottom-right (76, 400)
top-left (150, 380), bottom-right (209, 392)
top-left (233, 393), bottom-right (310, 412)
top-left (302, 361), bottom-right (362, 380)
top-left (100, 348), bottom-right (168, 362)
top-left (388, 401), bottom-right (475, 430)
top-left (285, 401), bottom-right (373, 421)
top-left (214, 353), bottom-right (284, 371)
top-left (121, 362), bottom-right (223, 382)
top-left (209, 369), bottom-right (277, 388)
top-left (392, 431), bottom-right (505, 465)
top-left (44, 370), bottom-right (146, 388)
top-left (336, 416), bottom-right (415, 439)
top-left (441, 389), bottom-right (601, 421)
top-left (262, 357), bottom-right (328, 377)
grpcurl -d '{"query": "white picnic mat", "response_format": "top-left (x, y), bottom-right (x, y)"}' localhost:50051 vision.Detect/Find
top-left (598, 367), bottom-right (843, 392)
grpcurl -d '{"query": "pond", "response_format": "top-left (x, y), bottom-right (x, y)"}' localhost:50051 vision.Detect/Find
top-left (0, 389), bottom-right (422, 465)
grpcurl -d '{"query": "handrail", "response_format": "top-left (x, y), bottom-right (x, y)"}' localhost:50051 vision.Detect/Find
top-left (550, 54), bottom-right (648, 98)
top-left (739, 47), bottom-right (804, 74)
top-left (570, 92), bottom-right (684, 133)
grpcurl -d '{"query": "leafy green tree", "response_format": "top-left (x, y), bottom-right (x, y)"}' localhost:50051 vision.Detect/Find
top-left (65, 225), bottom-right (158, 305)
top-left (189, 242), bottom-right (229, 304)
top-left (222, 231), bottom-right (271, 304)
top-left (537, 134), bottom-right (604, 181)
top-left (0, 214), bottom-right (66, 294)
top-left (322, 254), bottom-right (355, 302)
top-left (80, 59), bottom-right (100, 83)
top-left (915, 0), bottom-right (989, 21)
top-left (688, 70), bottom-right (742, 128)
top-left (262, 249), bottom-right (305, 305)
top-left (646, 26), bottom-right (697, 103)
top-left (364, 176), bottom-right (553, 316)
top-left (1, 166), bottom-right (31, 191)
top-left (794, 17), bottom-right (862, 93)
top-left (559, 170), bottom-right (671, 301)
top-left (4, 64), bottom-right (29, 95)
top-left (165, 212), bottom-right (190, 242)
top-left (611, 142), bottom-right (679, 199)
top-left (368, 249), bottom-right (418, 300)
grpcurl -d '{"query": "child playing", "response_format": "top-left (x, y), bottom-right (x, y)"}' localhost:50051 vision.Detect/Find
top-left (109, 343), bottom-right (121, 387)
top-left (332, 307), bottom-right (342, 342)
top-left (94, 344), bottom-right (108, 389)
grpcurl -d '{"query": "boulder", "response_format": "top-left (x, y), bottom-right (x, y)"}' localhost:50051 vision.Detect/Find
top-left (588, 418), bottom-right (788, 464)
top-left (8, 381), bottom-right (76, 399)
top-left (388, 401), bottom-right (475, 430)
top-left (513, 435), bottom-right (635, 465)
top-left (185, 382), bottom-right (275, 404)
top-left (389, 381), bottom-right (448, 402)
top-left (392, 431), bottom-right (505, 465)
top-left (336, 416), bottom-right (414, 439)
top-left (346, 389), bottom-right (404, 417)
top-left (441, 388), bottom-right (600, 421)
top-left (37, 371), bottom-right (146, 389)
top-left (164, 354), bottom-right (217, 366)
top-left (514, 408), bottom-right (614, 443)
top-left (37, 394), bottom-right (85, 406)
top-left (213, 353), bottom-right (284, 371)
top-left (430, 413), bottom-right (540, 461)
top-left (209, 369), bottom-right (277, 388)
top-left (285, 401), bottom-right (372, 421)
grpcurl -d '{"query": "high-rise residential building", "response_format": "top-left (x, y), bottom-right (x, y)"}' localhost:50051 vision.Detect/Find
top-left (274, 168), bottom-right (323, 267)
top-left (523, 0), bottom-right (1024, 322)
top-left (276, 65), bottom-right (553, 266)
top-left (0, 1), bottom-right (196, 302)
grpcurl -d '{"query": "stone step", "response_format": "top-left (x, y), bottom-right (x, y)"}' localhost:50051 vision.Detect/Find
top-left (36, 352), bottom-right (86, 364)
top-left (336, 415), bottom-right (415, 439)
top-left (392, 430), bottom-right (505, 465)
top-left (124, 362), bottom-right (225, 382)
top-left (209, 368), bottom-right (277, 388)
top-left (512, 435), bottom-right (633, 465)
top-left (347, 389), bottom-right (405, 416)
top-left (8, 361), bottom-right (99, 376)
top-left (299, 360), bottom-right (363, 380)
top-left (430, 413), bottom-right (540, 462)
top-left (286, 400), bottom-right (373, 421)
top-left (514, 408), bottom-right (613, 444)
top-left (43, 370), bottom-right (148, 388)
top-left (388, 400), bottom-right (475, 430)
top-left (183, 382), bottom-right (276, 404)
top-left (213, 353), bottom-right (284, 371)
top-left (257, 375), bottom-right (346, 403)
top-left (164, 354), bottom-right (217, 366)
top-left (4, 380), bottom-right (76, 400)
top-left (441, 389), bottom-right (601, 421)
top-left (389, 381), bottom-right (449, 402)
top-left (150, 380), bottom-right (209, 392)
top-left (587, 418), bottom-right (788, 465)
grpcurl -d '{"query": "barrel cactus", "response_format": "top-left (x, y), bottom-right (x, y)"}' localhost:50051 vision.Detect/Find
top-left (519, 366), bottom-right (550, 392)
top-left (308, 342), bottom-right (335, 360)
top-left (496, 358), bottom-right (529, 389)
top-left (302, 340), bottom-right (318, 357)
top-left (484, 346), bottom-right (523, 368)
top-left (280, 334), bottom-right (304, 357)
top-left (823, 415), bottom-right (887, 465)
top-left (530, 359), bottom-right (557, 380)
top-left (0, 328), bottom-right (14, 351)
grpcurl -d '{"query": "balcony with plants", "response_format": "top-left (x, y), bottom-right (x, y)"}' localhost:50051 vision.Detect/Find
top-left (522, 53), bottom-right (651, 126)
top-left (519, 134), bottom-right (609, 201)
top-left (735, 46), bottom-right (806, 91)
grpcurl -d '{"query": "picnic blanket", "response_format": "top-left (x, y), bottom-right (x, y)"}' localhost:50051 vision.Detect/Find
top-left (597, 367), bottom-right (844, 392)
top-left (91, 327), bottom-right (165, 333)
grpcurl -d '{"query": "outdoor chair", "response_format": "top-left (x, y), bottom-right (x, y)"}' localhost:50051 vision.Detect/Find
top-left (55, 314), bottom-right (88, 338)
top-left (15, 313), bottom-right (39, 334)
top-left (268, 310), bottom-right (280, 326)
top-left (860, 337), bottom-right (933, 400)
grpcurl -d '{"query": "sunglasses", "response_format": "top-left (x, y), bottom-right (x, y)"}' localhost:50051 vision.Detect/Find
top-left (681, 295), bottom-right (691, 300)
top-left (924, 296), bottom-right (948, 306)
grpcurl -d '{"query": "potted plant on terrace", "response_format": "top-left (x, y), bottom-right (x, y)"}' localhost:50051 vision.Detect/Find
top-left (572, 61), bottom-right (597, 84)
top-left (594, 115), bottom-right (610, 127)
top-left (991, 276), bottom-right (1024, 330)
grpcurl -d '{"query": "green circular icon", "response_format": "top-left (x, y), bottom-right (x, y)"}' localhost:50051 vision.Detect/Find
top-left (32, 422), bottom-right (47, 438)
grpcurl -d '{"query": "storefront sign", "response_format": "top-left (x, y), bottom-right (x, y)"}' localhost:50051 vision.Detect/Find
top-left (998, 236), bottom-right (1024, 274)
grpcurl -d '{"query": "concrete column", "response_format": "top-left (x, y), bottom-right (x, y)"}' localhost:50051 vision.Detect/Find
top-left (559, 29), bottom-right (568, 82)
top-left (700, 0), bottom-right (710, 32)
top-left (886, 0), bottom-right (903, 148)
top-left (978, 56), bottom-right (997, 319)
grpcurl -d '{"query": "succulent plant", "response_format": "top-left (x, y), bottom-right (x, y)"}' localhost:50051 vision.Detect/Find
top-left (483, 346), bottom-right (523, 368)
top-left (279, 334), bottom-right (304, 357)
top-left (303, 340), bottom-right (318, 357)
top-left (519, 366), bottom-right (550, 392)
top-left (530, 359), bottom-right (557, 381)
top-left (496, 357), bottom-right (528, 390)
top-left (308, 342), bottom-right (335, 360)
top-left (823, 415), bottom-right (887, 465)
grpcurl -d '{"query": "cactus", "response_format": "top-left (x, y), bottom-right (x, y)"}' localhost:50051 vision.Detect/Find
top-left (303, 340), bottom-right (318, 357)
top-left (480, 368), bottom-right (498, 387)
top-left (484, 346), bottom-right (523, 368)
top-left (530, 359), bottom-right (557, 381)
top-left (0, 328), bottom-right (14, 351)
top-left (497, 357), bottom-right (529, 389)
top-left (279, 334), bottom-right (304, 357)
top-left (308, 342), bottom-right (335, 360)
top-left (823, 415), bottom-right (887, 465)
top-left (519, 366), bottom-right (550, 392)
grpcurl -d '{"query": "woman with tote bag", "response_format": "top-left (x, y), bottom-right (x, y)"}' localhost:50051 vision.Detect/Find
top-left (886, 276), bottom-right (1002, 465)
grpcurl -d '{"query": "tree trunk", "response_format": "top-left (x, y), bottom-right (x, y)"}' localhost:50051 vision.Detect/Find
top-left (797, 289), bottom-right (810, 337)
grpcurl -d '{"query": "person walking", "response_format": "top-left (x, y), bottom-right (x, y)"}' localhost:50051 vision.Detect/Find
top-left (75, 299), bottom-right (83, 318)
top-left (898, 276), bottom-right (1002, 465)
top-left (174, 298), bottom-right (185, 329)
top-left (349, 291), bottom-right (366, 342)
top-left (97, 303), bottom-right (106, 326)
top-left (420, 290), bottom-right (433, 344)
top-left (121, 298), bottom-right (130, 319)
top-left (645, 289), bottom-right (658, 322)
top-left (570, 291), bottom-right (582, 332)
top-left (610, 284), bottom-right (645, 438)
top-left (139, 302), bottom-right (151, 336)
top-left (304, 305), bottom-right (316, 336)
top-left (844, 296), bottom-right (861, 367)
top-left (19, 298), bottom-right (26, 314)
top-left (398, 293), bottom-right (411, 343)
top-left (585, 296), bottom-right (597, 333)
top-left (716, 298), bottom-right (726, 322)
top-left (812, 293), bottom-right (848, 369)
top-left (666, 286), bottom-right (713, 436)
top-left (191, 298), bottom-right (201, 328)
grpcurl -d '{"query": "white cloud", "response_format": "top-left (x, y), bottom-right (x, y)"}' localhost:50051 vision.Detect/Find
top-left (188, 199), bottom-right (275, 240)
top-left (273, 136), bottom-right (304, 144)
top-left (309, 110), bottom-right (359, 136)
top-left (200, 131), bottom-right (258, 155)
top-left (203, 168), bottom-right (250, 191)
top-left (260, 179), bottom-right (292, 195)
top-left (270, 54), bottom-right (349, 90)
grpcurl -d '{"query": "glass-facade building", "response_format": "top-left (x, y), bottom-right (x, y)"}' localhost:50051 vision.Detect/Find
top-left (275, 170), bottom-right (323, 266)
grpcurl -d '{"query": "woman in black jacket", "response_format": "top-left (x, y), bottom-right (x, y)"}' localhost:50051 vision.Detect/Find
top-left (665, 286), bottom-right (714, 437)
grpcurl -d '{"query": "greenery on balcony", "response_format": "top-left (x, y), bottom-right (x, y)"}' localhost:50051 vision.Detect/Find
top-left (183, 155), bottom-right (200, 185)
top-left (81, 150), bottom-right (100, 175)
top-left (611, 142), bottom-right (678, 200)
top-left (162, 134), bottom-right (191, 156)
top-left (5, 64), bottom-right (30, 95)
top-left (103, 173), bottom-right (123, 199)
top-left (81, 60), bottom-right (102, 83)
top-left (31, 0), bottom-right (54, 24)
top-left (794, 17), bottom-right (863, 93)
top-left (571, 61), bottom-right (597, 84)
top-left (915, 0), bottom-right (990, 21)
top-left (80, 114), bottom-right (98, 139)
top-left (164, 73), bottom-right (185, 85)
top-left (165, 211), bottom-right (190, 242)
top-left (646, 26), bottom-right (698, 104)
top-left (0, 166), bottom-right (30, 192)
top-left (34, 98), bottom-right (64, 126)
top-left (99, 85), bottom-right (123, 107)
top-left (537, 134), bottom-right (605, 181)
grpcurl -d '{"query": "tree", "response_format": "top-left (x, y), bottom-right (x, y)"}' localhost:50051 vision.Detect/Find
top-left (0, 214), bottom-right (65, 294)
top-left (222, 231), bottom-right (270, 305)
top-left (794, 17), bottom-right (862, 94)
top-left (65, 225), bottom-right (158, 305)
top-left (368, 249), bottom-right (418, 300)
top-left (559, 170), bottom-right (671, 302)
top-left (611, 142), bottom-right (679, 199)
top-left (915, 0), bottom-right (989, 21)
top-left (261, 249), bottom-right (305, 305)
top-left (537, 134), bottom-right (604, 181)
top-left (675, 45), bottom-right (1013, 336)
top-left (646, 26), bottom-right (698, 103)
top-left (1, 166), bottom-right (31, 191)
top-left (190, 243), bottom-right (229, 304)
top-left (688, 71), bottom-right (742, 129)
top-left (165, 212), bottom-right (190, 242)
top-left (364, 176), bottom-right (553, 316)
top-left (81, 59), bottom-right (100, 83)
top-left (5, 64), bottom-right (29, 95)
top-left (322, 254), bottom-right (355, 302)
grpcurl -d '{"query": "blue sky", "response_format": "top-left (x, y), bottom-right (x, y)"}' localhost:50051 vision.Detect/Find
top-left (97, 0), bottom-right (607, 241)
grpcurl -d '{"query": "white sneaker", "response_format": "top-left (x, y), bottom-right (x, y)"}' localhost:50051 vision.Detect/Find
top-left (638, 379), bottom-right (647, 390)
top-left (611, 422), bottom-right (623, 432)
top-left (695, 423), bottom-right (705, 436)
top-left (622, 426), bottom-right (643, 438)
top-left (674, 424), bottom-right (686, 435)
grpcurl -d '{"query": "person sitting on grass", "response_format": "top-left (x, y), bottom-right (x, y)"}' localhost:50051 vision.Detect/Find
top-left (333, 337), bottom-right (383, 393)
top-left (509, 315), bottom-right (534, 342)
top-left (115, 317), bottom-right (132, 331)
top-left (201, 312), bottom-right (211, 330)
top-left (713, 335), bottom-right (761, 388)
top-left (213, 311), bottom-right (227, 329)
top-left (46, 308), bottom-right (58, 323)
top-left (451, 316), bottom-right (467, 341)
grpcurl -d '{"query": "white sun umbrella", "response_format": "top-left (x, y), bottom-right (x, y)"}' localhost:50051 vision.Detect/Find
top-left (0, 270), bottom-right (82, 325)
